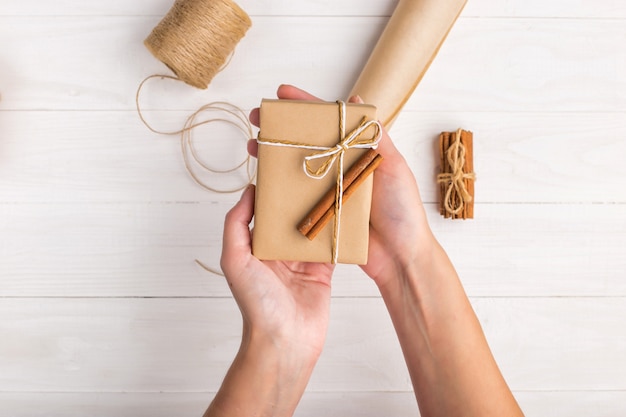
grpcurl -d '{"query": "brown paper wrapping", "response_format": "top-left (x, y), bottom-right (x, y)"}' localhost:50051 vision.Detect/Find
top-left (252, 99), bottom-right (377, 264)
top-left (350, 0), bottom-right (467, 127)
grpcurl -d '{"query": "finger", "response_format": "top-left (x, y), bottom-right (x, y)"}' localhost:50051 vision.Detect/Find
top-left (251, 85), bottom-right (321, 130)
top-left (249, 108), bottom-right (260, 127)
top-left (247, 139), bottom-right (258, 158)
top-left (344, 94), bottom-right (404, 172)
top-left (277, 84), bottom-right (322, 101)
top-left (348, 94), bottom-right (396, 154)
top-left (221, 185), bottom-right (256, 270)
top-left (374, 128), bottom-right (412, 181)
top-left (250, 85), bottom-right (319, 128)
top-left (376, 127), bottom-right (400, 159)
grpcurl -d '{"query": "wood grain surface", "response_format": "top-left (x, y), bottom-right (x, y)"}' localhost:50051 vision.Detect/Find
top-left (1, 0), bottom-right (625, 415)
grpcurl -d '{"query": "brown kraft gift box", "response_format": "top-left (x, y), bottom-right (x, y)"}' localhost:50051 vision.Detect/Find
top-left (252, 99), bottom-right (378, 264)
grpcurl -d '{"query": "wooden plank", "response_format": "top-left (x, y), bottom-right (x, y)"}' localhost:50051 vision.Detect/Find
top-left (0, 297), bottom-right (625, 392)
top-left (473, 298), bottom-right (626, 391)
top-left (1, 0), bottom-right (625, 18)
top-left (410, 18), bottom-right (626, 113)
top-left (0, 16), bottom-right (387, 111)
top-left (0, 17), bottom-right (624, 112)
top-left (515, 391), bottom-right (626, 417)
top-left (0, 111), bottom-right (254, 204)
top-left (431, 204), bottom-right (626, 297)
top-left (1, 1), bottom-right (623, 414)
top-left (1, 203), bottom-right (625, 297)
top-left (1, 391), bottom-right (625, 417)
top-left (1, 111), bottom-right (625, 204)
top-left (394, 111), bottom-right (626, 204)
top-left (0, 393), bottom-right (212, 417)
top-left (465, 0), bottom-right (626, 18)
top-left (0, 0), bottom-right (398, 17)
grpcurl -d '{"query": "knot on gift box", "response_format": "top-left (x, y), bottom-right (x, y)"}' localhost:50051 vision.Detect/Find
top-left (257, 100), bottom-right (382, 263)
top-left (437, 128), bottom-right (476, 216)
top-left (303, 102), bottom-right (382, 179)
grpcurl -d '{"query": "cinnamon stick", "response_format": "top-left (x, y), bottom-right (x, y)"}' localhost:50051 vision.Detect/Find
top-left (306, 154), bottom-right (383, 240)
top-left (462, 130), bottom-right (474, 219)
top-left (439, 132), bottom-right (448, 217)
top-left (298, 149), bottom-right (383, 240)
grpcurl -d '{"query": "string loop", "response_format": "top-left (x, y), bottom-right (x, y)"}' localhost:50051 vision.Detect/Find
top-left (136, 74), bottom-right (256, 194)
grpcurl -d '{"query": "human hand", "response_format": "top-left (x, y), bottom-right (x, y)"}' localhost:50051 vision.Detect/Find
top-left (209, 161), bottom-right (334, 416)
top-left (250, 86), bottom-right (433, 290)
top-left (220, 184), bottom-right (334, 360)
top-left (351, 97), bottom-right (434, 289)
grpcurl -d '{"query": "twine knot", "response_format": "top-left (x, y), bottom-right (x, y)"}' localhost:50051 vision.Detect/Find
top-left (304, 101), bottom-right (381, 180)
top-left (437, 129), bottom-right (476, 215)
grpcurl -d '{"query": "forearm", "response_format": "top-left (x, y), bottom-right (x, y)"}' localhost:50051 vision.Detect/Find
top-left (379, 238), bottom-right (524, 417)
top-left (204, 330), bottom-right (318, 417)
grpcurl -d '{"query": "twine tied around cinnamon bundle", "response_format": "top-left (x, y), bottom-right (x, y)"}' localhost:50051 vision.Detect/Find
top-left (437, 128), bottom-right (476, 216)
top-left (257, 101), bottom-right (382, 264)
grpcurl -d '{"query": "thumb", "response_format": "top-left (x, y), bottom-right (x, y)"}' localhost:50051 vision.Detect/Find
top-left (221, 185), bottom-right (255, 271)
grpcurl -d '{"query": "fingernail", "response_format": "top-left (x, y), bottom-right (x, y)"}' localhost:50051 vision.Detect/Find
top-left (349, 95), bottom-right (364, 104)
top-left (240, 184), bottom-right (251, 200)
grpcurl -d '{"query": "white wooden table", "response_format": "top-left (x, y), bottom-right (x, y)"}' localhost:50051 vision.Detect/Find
top-left (1, 1), bottom-right (625, 415)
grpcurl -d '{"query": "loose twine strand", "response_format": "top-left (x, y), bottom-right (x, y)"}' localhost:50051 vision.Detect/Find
top-left (136, 75), bottom-right (256, 276)
top-left (257, 101), bottom-right (382, 264)
top-left (135, 74), bottom-right (255, 194)
top-left (437, 128), bottom-right (476, 215)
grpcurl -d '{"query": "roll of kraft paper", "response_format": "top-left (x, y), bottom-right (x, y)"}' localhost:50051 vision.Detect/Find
top-left (350, 0), bottom-right (467, 127)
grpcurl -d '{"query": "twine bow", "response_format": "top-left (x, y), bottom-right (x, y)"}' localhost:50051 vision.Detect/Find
top-left (437, 129), bottom-right (476, 215)
top-left (257, 100), bottom-right (382, 263)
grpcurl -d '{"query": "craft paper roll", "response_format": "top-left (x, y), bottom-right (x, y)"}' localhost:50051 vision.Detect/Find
top-left (350, 0), bottom-right (467, 127)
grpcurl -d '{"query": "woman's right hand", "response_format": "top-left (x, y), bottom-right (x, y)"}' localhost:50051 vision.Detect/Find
top-left (355, 104), bottom-right (434, 290)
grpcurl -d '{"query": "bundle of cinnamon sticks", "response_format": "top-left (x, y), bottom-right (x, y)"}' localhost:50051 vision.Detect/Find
top-left (438, 129), bottom-right (475, 219)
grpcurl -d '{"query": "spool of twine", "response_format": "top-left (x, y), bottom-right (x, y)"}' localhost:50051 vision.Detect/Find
top-left (144, 0), bottom-right (252, 89)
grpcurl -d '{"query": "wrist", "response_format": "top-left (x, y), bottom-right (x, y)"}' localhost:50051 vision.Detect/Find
top-left (207, 330), bottom-right (318, 417)
top-left (374, 230), bottom-right (438, 296)
top-left (242, 330), bottom-right (318, 412)
top-left (242, 326), bottom-right (321, 374)
top-left (376, 236), bottom-right (465, 331)
top-left (376, 237), bottom-right (472, 339)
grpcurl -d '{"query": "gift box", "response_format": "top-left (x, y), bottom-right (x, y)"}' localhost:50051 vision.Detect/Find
top-left (252, 99), bottom-right (380, 264)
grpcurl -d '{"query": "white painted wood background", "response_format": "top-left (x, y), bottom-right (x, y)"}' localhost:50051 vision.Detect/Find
top-left (1, 0), bottom-right (625, 415)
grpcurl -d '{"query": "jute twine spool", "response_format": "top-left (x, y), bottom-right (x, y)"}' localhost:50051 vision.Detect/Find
top-left (144, 0), bottom-right (252, 89)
